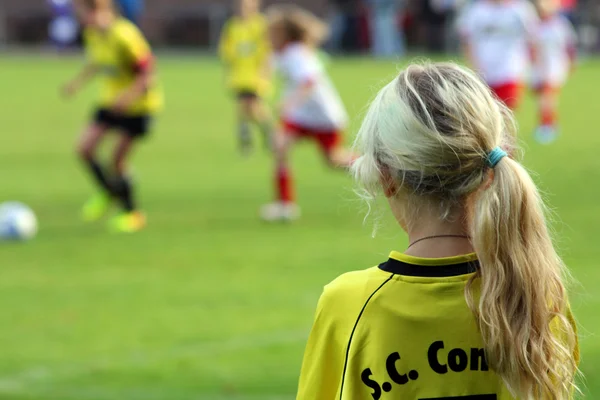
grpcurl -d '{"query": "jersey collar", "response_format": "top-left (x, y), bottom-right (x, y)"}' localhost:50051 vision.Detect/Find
top-left (379, 251), bottom-right (479, 277)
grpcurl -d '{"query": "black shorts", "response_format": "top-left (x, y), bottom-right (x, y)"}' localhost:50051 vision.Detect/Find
top-left (236, 90), bottom-right (259, 100)
top-left (94, 108), bottom-right (152, 138)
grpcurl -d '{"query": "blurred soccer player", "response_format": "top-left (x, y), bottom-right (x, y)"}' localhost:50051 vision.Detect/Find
top-left (219, 0), bottom-right (274, 155)
top-left (297, 63), bottom-right (579, 399)
top-left (458, 0), bottom-right (539, 109)
top-left (261, 6), bottom-right (355, 222)
top-left (62, 0), bottom-right (162, 233)
top-left (532, 0), bottom-right (577, 144)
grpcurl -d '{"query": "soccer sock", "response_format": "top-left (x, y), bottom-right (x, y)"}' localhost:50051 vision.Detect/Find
top-left (541, 107), bottom-right (557, 127)
top-left (111, 175), bottom-right (136, 212)
top-left (85, 159), bottom-right (114, 195)
top-left (276, 165), bottom-right (294, 203)
top-left (238, 120), bottom-right (252, 151)
top-left (257, 118), bottom-right (275, 150)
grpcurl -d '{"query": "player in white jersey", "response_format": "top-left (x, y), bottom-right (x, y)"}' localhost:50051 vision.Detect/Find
top-left (458, 0), bottom-right (539, 109)
top-left (532, 0), bottom-right (577, 144)
top-left (260, 5), bottom-right (355, 222)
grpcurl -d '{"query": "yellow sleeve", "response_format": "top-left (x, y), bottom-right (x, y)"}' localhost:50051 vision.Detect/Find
top-left (218, 20), bottom-right (235, 65)
top-left (296, 288), bottom-right (345, 400)
top-left (82, 29), bottom-right (95, 63)
top-left (256, 17), bottom-right (271, 65)
top-left (115, 21), bottom-right (152, 66)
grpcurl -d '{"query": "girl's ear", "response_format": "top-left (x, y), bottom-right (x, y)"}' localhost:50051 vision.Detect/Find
top-left (380, 166), bottom-right (398, 198)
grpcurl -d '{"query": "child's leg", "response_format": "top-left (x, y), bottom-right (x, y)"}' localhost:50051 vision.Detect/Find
top-left (539, 86), bottom-right (559, 128)
top-left (261, 130), bottom-right (300, 221)
top-left (77, 123), bottom-right (112, 194)
top-left (327, 147), bottom-right (359, 169)
top-left (535, 85), bottom-right (560, 144)
top-left (237, 97), bottom-right (254, 154)
top-left (315, 133), bottom-right (358, 169)
top-left (274, 131), bottom-right (295, 203)
top-left (248, 98), bottom-right (275, 150)
top-left (111, 134), bottom-right (138, 213)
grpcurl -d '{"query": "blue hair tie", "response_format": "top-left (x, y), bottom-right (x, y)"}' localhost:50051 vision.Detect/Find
top-left (486, 147), bottom-right (508, 168)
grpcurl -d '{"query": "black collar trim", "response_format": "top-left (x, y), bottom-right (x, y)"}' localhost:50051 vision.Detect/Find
top-left (379, 258), bottom-right (479, 277)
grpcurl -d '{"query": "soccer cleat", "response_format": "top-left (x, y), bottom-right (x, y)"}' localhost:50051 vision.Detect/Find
top-left (260, 202), bottom-right (301, 222)
top-left (108, 211), bottom-right (147, 233)
top-left (81, 193), bottom-right (112, 222)
top-left (534, 125), bottom-right (558, 145)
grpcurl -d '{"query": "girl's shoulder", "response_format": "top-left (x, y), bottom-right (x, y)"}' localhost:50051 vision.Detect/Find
top-left (321, 267), bottom-right (391, 306)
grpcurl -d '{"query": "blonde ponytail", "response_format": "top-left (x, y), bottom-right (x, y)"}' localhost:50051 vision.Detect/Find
top-left (352, 62), bottom-right (579, 398)
top-left (469, 156), bottom-right (578, 398)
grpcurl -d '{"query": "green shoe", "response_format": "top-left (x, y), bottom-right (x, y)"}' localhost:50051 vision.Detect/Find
top-left (81, 193), bottom-right (112, 222)
top-left (107, 211), bottom-right (147, 233)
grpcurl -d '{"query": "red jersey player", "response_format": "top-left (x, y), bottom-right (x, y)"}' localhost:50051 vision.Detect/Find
top-left (458, 0), bottom-right (539, 110)
top-left (532, 0), bottom-right (577, 144)
top-left (260, 5), bottom-right (355, 222)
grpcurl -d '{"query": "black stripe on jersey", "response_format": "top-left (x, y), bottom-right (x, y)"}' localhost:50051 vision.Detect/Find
top-left (339, 274), bottom-right (395, 400)
top-left (419, 395), bottom-right (497, 400)
top-left (379, 258), bottom-right (479, 277)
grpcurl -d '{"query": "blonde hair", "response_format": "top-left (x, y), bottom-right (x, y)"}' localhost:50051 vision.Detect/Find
top-left (352, 62), bottom-right (579, 399)
top-left (266, 5), bottom-right (329, 47)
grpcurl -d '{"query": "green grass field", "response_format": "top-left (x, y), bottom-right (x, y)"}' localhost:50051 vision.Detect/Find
top-left (1, 54), bottom-right (599, 399)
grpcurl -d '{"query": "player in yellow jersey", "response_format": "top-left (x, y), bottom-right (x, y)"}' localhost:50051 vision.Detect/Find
top-left (62, 0), bottom-right (162, 233)
top-left (219, 0), bottom-right (274, 155)
top-left (297, 63), bottom-right (579, 399)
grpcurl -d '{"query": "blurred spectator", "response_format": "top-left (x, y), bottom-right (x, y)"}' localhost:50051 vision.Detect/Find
top-left (116, 0), bottom-right (144, 25)
top-left (48, 0), bottom-right (78, 49)
top-left (366, 0), bottom-right (405, 57)
top-left (327, 0), bottom-right (352, 51)
top-left (327, 0), bottom-right (367, 53)
top-left (419, 0), bottom-right (457, 52)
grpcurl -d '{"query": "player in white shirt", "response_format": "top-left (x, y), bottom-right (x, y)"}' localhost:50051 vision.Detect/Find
top-left (458, 0), bottom-right (539, 109)
top-left (261, 5), bottom-right (355, 222)
top-left (532, 0), bottom-right (577, 144)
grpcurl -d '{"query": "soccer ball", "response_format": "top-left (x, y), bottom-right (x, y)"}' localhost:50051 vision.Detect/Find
top-left (0, 202), bottom-right (38, 241)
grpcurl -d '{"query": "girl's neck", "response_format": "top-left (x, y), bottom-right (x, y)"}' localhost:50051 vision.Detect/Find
top-left (404, 235), bottom-right (474, 258)
top-left (96, 12), bottom-right (115, 31)
top-left (238, 12), bottom-right (255, 20)
top-left (403, 210), bottom-right (474, 259)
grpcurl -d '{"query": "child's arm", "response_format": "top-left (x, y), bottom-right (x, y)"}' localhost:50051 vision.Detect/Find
top-left (280, 51), bottom-right (320, 114)
top-left (61, 63), bottom-right (99, 98)
top-left (113, 58), bottom-right (154, 112)
top-left (112, 25), bottom-right (155, 112)
top-left (218, 22), bottom-right (235, 66)
top-left (461, 40), bottom-right (477, 70)
top-left (281, 79), bottom-right (315, 116)
top-left (455, 6), bottom-right (477, 68)
top-left (566, 21), bottom-right (578, 74)
top-left (520, 1), bottom-right (540, 64)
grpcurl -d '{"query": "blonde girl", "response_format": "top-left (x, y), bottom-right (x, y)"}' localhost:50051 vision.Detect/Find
top-left (297, 62), bottom-right (579, 399)
top-left (532, 0), bottom-right (577, 144)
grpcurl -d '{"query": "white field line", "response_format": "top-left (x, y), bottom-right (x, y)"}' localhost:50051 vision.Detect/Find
top-left (0, 329), bottom-right (308, 396)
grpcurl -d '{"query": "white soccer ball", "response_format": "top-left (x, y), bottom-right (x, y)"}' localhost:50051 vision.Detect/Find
top-left (0, 202), bottom-right (38, 241)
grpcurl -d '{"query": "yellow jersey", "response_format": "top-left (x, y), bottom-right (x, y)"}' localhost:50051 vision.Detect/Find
top-left (83, 18), bottom-right (163, 115)
top-left (297, 252), bottom-right (579, 400)
top-left (218, 14), bottom-right (271, 96)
